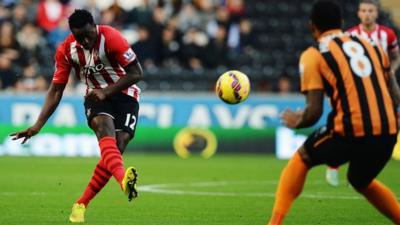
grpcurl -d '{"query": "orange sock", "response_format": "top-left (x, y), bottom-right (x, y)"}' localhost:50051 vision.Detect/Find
top-left (268, 152), bottom-right (308, 225)
top-left (359, 180), bottom-right (400, 225)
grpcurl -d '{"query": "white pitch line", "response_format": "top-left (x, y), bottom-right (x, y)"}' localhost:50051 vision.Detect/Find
top-left (138, 180), bottom-right (364, 200)
top-left (0, 180), bottom-right (385, 201)
top-left (0, 192), bottom-right (48, 196)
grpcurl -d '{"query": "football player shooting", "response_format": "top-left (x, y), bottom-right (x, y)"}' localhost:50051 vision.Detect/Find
top-left (268, 1), bottom-right (400, 225)
top-left (326, 0), bottom-right (400, 186)
top-left (10, 9), bottom-right (143, 223)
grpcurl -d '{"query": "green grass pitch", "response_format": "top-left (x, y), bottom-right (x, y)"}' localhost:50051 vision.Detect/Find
top-left (0, 154), bottom-right (399, 225)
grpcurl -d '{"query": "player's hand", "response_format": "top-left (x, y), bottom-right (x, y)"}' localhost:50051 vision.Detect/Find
top-left (281, 108), bottom-right (304, 129)
top-left (10, 125), bottom-right (41, 144)
top-left (86, 89), bottom-right (107, 102)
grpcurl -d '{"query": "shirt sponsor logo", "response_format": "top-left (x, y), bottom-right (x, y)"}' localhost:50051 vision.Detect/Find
top-left (84, 63), bottom-right (105, 75)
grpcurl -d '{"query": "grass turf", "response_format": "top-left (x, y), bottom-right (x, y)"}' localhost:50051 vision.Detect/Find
top-left (0, 154), bottom-right (399, 225)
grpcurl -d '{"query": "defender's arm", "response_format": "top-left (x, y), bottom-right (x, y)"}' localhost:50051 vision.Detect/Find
top-left (281, 90), bottom-right (324, 129)
top-left (296, 90), bottom-right (324, 128)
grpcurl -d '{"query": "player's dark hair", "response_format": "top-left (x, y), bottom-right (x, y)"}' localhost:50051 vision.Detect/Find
top-left (310, 0), bottom-right (342, 32)
top-left (359, 0), bottom-right (379, 8)
top-left (68, 9), bottom-right (95, 29)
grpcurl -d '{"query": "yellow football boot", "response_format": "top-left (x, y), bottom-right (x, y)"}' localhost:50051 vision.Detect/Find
top-left (69, 203), bottom-right (86, 223)
top-left (122, 166), bottom-right (138, 201)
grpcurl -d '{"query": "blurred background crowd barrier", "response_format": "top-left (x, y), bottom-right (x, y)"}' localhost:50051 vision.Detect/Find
top-left (0, 94), bottom-right (329, 156)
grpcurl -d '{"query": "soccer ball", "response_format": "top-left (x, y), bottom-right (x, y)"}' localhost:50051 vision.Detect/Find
top-left (215, 70), bottom-right (250, 104)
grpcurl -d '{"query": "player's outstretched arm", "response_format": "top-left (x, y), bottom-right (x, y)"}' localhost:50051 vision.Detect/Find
top-left (86, 62), bottom-right (143, 102)
top-left (10, 83), bottom-right (66, 144)
top-left (296, 90), bottom-right (324, 128)
top-left (281, 90), bottom-right (324, 129)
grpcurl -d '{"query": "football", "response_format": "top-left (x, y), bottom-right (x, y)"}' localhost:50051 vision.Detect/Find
top-left (215, 70), bottom-right (250, 104)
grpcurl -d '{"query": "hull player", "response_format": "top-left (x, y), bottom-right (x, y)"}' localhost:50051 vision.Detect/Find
top-left (268, 1), bottom-right (400, 224)
top-left (10, 9), bottom-right (143, 223)
top-left (326, 0), bottom-right (400, 186)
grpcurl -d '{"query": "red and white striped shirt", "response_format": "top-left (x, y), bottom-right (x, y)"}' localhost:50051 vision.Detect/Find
top-left (347, 24), bottom-right (399, 55)
top-left (52, 25), bottom-right (140, 100)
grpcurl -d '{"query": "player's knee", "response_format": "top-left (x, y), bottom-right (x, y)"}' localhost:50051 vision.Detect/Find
top-left (92, 122), bottom-right (114, 138)
top-left (90, 115), bottom-right (115, 137)
top-left (96, 125), bottom-right (114, 137)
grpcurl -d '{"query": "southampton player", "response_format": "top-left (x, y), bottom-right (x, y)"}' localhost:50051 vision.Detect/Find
top-left (268, 1), bottom-right (400, 224)
top-left (326, 0), bottom-right (400, 187)
top-left (11, 9), bottom-right (142, 223)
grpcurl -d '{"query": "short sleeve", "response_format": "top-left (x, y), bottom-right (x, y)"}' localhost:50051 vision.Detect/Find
top-left (299, 48), bottom-right (324, 93)
top-left (52, 43), bottom-right (72, 84)
top-left (105, 27), bottom-right (137, 67)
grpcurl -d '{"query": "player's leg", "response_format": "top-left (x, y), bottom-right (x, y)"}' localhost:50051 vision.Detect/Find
top-left (325, 165), bottom-right (340, 187)
top-left (90, 114), bottom-right (127, 187)
top-left (70, 160), bottom-right (112, 222)
top-left (114, 95), bottom-right (140, 201)
top-left (70, 100), bottom-right (119, 223)
top-left (70, 114), bottom-right (125, 223)
top-left (74, 159), bottom-right (112, 207)
top-left (269, 127), bottom-right (349, 224)
top-left (73, 117), bottom-right (135, 209)
top-left (359, 180), bottom-right (400, 224)
top-left (348, 135), bottom-right (400, 224)
top-left (268, 127), bottom-right (349, 225)
top-left (116, 131), bottom-right (138, 201)
top-left (73, 133), bottom-right (131, 209)
top-left (70, 130), bottom-right (132, 223)
top-left (115, 131), bottom-right (131, 153)
top-left (268, 149), bottom-right (309, 225)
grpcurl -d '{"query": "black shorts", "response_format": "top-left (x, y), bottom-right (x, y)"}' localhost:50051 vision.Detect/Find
top-left (301, 126), bottom-right (396, 189)
top-left (84, 92), bottom-right (139, 139)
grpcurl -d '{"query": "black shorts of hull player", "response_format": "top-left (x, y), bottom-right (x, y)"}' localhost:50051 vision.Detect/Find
top-left (304, 127), bottom-right (396, 189)
top-left (10, 9), bottom-right (143, 223)
top-left (268, 1), bottom-right (400, 225)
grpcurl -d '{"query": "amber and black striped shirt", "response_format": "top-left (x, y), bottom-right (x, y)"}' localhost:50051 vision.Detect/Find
top-left (299, 29), bottom-right (397, 137)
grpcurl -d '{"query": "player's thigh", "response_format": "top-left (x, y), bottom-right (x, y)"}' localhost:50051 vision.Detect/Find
top-left (84, 97), bottom-right (115, 128)
top-left (301, 126), bottom-right (350, 167)
top-left (347, 135), bottom-right (396, 189)
top-left (84, 98), bottom-right (116, 138)
top-left (113, 96), bottom-right (139, 140)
